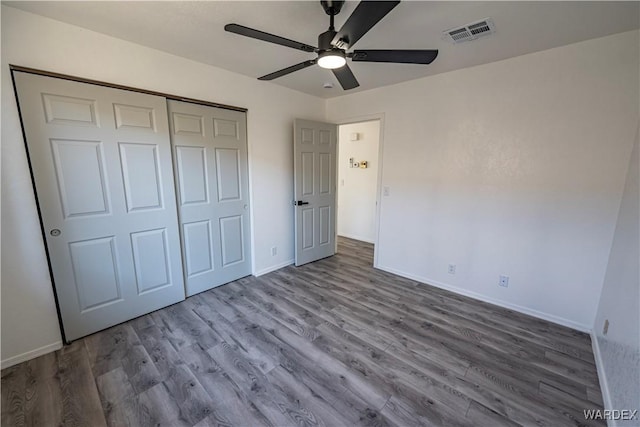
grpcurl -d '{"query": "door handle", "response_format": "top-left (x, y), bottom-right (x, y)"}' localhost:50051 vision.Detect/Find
top-left (295, 200), bottom-right (309, 206)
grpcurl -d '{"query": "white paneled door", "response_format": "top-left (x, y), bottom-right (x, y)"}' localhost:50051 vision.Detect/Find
top-left (14, 72), bottom-right (186, 341)
top-left (168, 100), bottom-right (251, 296)
top-left (294, 119), bottom-right (337, 266)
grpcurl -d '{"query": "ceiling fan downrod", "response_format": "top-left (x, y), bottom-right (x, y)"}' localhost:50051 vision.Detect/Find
top-left (320, 1), bottom-right (346, 49)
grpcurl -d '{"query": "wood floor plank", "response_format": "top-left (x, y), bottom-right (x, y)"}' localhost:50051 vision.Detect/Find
top-left (23, 352), bottom-right (62, 427)
top-left (120, 344), bottom-right (163, 395)
top-left (385, 342), bottom-right (563, 427)
top-left (465, 401), bottom-right (521, 427)
top-left (381, 394), bottom-right (471, 427)
top-left (207, 341), bottom-right (317, 427)
top-left (245, 278), bottom-right (322, 340)
top-left (1, 237), bottom-right (605, 427)
top-left (96, 368), bottom-right (154, 427)
top-left (134, 324), bottom-right (186, 381)
top-left (313, 321), bottom-right (472, 420)
top-left (586, 387), bottom-right (605, 406)
top-left (186, 293), bottom-right (278, 374)
top-left (223, 289), bottom-right (392, 411)
top-left (230, 313), bottom-right (349, 408)
top-left (151, 303), bottom-right (222, 351)
top-left (259, 276), bottom-right (391, 351)
top-left (161, 364), bottom-right (214, 425)
top-left (197, 291), bottom-right (241, 323)
top-left (84, 324), bottom-right (141, 378)
top-left (266, 365), bottom-right (354, 427)
top-left (1, 363), bottom-right (26, 427)
top-left (56, 344), bottom-right (107, 427)
top-left (137, 383), bottom-right (190, 427)
top-left (178, 342), bottom-right (272, 427)
top-left (95, 367), bottom-right (135, 411)
top-left (464, 365), bottom-right (603, 426)
top-left (330, 388), bottom-right (393, 427)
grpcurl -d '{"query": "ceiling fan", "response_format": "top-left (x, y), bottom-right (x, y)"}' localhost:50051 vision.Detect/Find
top-left (225, 0), bottom-right (438, 90)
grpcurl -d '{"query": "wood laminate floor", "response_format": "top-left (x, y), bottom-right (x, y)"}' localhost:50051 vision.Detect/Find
top-left (1, 238), bottom-right (605, 427)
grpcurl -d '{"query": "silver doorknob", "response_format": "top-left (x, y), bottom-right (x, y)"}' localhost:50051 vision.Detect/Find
top-left (50, 229), bottom-right (61, 237)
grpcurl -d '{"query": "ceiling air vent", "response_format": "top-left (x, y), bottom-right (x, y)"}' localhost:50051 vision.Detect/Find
top-left (442, 18), bottom-right (495, 44)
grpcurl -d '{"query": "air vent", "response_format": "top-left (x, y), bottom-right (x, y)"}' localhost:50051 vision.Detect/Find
top-left (442, 18), bottom-right (495, 44)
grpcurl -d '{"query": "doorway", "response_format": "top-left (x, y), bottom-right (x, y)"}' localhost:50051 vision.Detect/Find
top-left (337, 120), bottom-right (381, 259)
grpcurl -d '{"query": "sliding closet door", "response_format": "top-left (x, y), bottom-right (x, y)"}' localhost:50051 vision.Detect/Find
top-left (168, 100), bottom-right (252, 296)
top-left (14, 72), bottom-right (185, 341)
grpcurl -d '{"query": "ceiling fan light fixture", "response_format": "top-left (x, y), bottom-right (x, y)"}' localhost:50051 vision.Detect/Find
top-left (317, 50), bottom-right (346, 69)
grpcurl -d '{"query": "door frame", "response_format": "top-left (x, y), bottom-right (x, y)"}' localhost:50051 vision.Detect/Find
top-left (334, 113), bottom-right (385, 268)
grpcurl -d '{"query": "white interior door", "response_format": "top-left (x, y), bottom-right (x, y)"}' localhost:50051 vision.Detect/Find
top-left (294, 119), bottom-right (337, 266)
top-left (14, 72), bottom-right (186, 341)
top-left (168, 100), bottom-right (252, 296)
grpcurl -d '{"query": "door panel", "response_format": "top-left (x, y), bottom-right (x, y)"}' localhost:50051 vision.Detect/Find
top-left (302, 208), bottom-right (314, 249)
top-left (42, 93), bottom-right (99, 126)
top-left (175, 146), bottom-right (208, 205)
top-left (118, 143), bottom-right (163, 212)
top-left (173, 113), bottom-right (204, 135)
top-left (301, 152), bottom-right (314, 196)
top-left (214, 118), bottom-right (239, 138)
top-left (51, 139), bottom-right (111, 218)
top-left (14, 72), bottom-right (186, 341)
top-left (319, 153), bottom-right (331, 194)
top-left (220, 215), bottom-right (244, 266)
top-left (69, 236), bottom-right (122, 312)
top-left (319, 206), bottom-right (331, 245)
top-left (215, 148), bottom-right (241, 201)
top-left (183, 220), bottom-right (215, 277)
top-left (113, 104), bottom-right (156, 130)
top-left (130, 228), bottom-right (172, 294)
top-left (168, 100), bottom-right (251, 296)
top-left (294, 119), bottom-right (337, 266)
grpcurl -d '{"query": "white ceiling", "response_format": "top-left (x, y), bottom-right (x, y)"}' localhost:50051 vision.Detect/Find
top-left (5, 1), bottom-right (639, 98)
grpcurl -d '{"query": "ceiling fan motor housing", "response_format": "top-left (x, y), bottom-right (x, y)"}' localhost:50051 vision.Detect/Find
top-left (318, 29), bottom-right (338, 51)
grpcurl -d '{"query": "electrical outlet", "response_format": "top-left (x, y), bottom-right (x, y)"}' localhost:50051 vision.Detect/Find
top-left (270, 246), bottom-right (277, 256)
top-left (603, 319), bottom-right (609, 335)
top-left (499, 275), bottom-right (509, 287)
top-left (448, 264), bottom-right (456, 274)
top-left (383, 186), bottom-right (390, 197)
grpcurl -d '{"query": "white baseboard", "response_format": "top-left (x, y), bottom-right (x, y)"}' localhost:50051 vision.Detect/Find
top-left (1, 341), bottom-right (63, 370)
top-left (337, 233), bottom-right (375, 244)
top-left (254, 259), bottom-right (294, 277)
top-left (591, 331), bottom-right (615, 425)
top-left (376, 265), bottom-right (592, 333)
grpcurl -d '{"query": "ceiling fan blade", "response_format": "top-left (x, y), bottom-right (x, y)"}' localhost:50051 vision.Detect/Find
top-left (258, 60), bottom-right (316, 81)
top-left (351, 49), bottom-right (438, 64)
top-left (225, 23), bottom-right (316, 53)
top-left (332, 64), bottom-right (360, 90)
top-left (331, 1), bottom-right (400, 49)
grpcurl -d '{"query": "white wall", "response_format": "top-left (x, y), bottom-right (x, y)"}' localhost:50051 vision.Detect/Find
top-left (327, 30), bottom-right (639, 331)
top-left (0, 6), bottom-right (325, 367)
top-left (592, 126), bottom-right (639, 422)
top-left (337, 121), bottom-right (380, 243)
